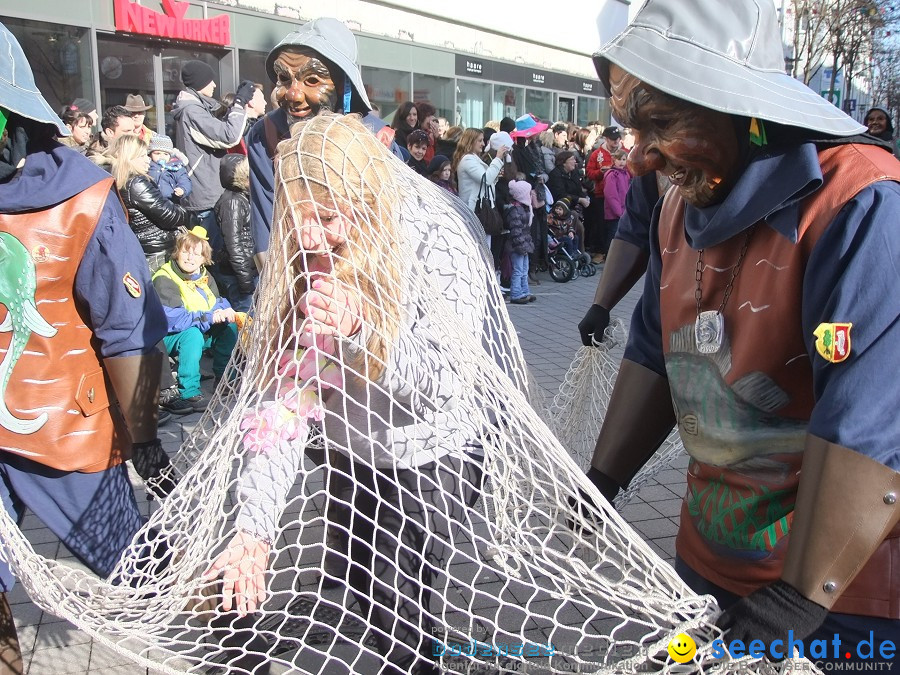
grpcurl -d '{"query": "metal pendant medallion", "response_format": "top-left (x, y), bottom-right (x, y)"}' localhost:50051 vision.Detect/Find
top-left (695, 311), bottom-right (725, 354)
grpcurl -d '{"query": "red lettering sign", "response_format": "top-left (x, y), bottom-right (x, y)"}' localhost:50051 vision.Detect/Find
top-left (114, 0), bottom-right (231, 46)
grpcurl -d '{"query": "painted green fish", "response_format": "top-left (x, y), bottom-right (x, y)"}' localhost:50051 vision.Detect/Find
top-left (0, 232), bottom-right (58, 435)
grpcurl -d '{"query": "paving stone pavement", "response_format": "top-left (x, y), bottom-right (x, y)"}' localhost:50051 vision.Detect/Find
top-left (12, 266), bottom-right (689, 674)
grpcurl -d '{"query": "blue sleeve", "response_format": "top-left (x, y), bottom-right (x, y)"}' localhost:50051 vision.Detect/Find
top-left (803, 181), bottom-right (900, 470)
top-left (247, 124), bottom-right (274, 254)
top-left (614, 171), bottom-right (658, 252)
top-left (175, 167), bottom-right (193, 197)
top-left (75, 192), bottom-right (167, 357)
top-left (162, 305), bottom-right (199, 333)
top-left (622, 198), bottom-right (667, 376)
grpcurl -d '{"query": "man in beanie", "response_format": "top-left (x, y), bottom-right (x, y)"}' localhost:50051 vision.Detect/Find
top-left (0, 21), bottom-right (173, 671)
top-left (172, 59), bottom-right (254, 257)
top-left (246, 17), bottom-right (400, 261)
top-left (583, 0), bottom-right (899, 664)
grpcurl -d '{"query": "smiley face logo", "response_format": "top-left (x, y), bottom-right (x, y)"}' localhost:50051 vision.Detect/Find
top-left (667, 633), bottom-right (697, 663)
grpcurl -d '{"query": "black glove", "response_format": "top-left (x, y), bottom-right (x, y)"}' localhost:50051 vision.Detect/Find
top-left (578, 304), bottom-right (611, 346)
top-left (715, 580), bottom-right (829, 660)
top-left (132, 439), bottom-right (178, 500)
top-left (233, 80), bottom-right (256, 108)
top-left (568, 467), bottom-right (621, 532)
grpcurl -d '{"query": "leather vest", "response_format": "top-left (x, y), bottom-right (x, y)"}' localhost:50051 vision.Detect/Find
top-left (0, 179), bottom-right (130, 472)
top-left (658, 144), bottom-right (900, 618)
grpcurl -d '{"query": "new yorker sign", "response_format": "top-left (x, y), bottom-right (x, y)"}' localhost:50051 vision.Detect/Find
top-left (114, 0), bottom-right (231, 46)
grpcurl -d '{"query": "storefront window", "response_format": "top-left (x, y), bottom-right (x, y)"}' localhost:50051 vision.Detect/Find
top-left (97, 36), bottom-right (157, 129)
top-left (456, 79), bottom-right (490, 129)
top-left (525, 88), bottom-right (553, 124)
top-left (0, 17), bottom-right (93, 117)
top-left (492, 84), bottom-right (523, 123)
top-left (412, 74), bottom-right (453, 123)
top-left (361, 66), bottom-right (410, 125)
top-left (238, 49), bottom-right (271, 101)
top-left (578, 96), bottom-right (602, 126)
top-left (558, 96), bottom-right (575, 124)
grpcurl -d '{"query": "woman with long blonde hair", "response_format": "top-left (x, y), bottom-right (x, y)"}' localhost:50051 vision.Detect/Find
top-left (451, 127), bottom-right (507, 218)
top-left (111, 134), bottom-right (198, 271)
top-left (205, 113), bottom-right (526, 675)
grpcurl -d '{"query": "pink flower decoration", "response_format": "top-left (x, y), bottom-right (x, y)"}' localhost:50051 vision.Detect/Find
top-left (242, 332), bottom-right (341, 454)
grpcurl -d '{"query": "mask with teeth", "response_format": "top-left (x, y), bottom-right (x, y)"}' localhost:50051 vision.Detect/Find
top-left (608, 64), bottom-right (740, 208)
top-left (272, 47), bottom-right (341, 121)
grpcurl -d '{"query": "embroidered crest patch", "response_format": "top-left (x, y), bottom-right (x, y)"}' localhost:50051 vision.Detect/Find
top-left (31, 244), bottom-right (49, 264)
top-left (813, 322), bottom-right (852, 363)
top-left (123, 272), bottom-right (142, 298)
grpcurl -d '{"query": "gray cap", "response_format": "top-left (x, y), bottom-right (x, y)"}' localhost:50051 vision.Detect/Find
top-left (265, 17), bottom-right (372, 114)
top-left (593, 0), bottom-right (866, 137)
top-left (0, 21), bottom-right (68, 136)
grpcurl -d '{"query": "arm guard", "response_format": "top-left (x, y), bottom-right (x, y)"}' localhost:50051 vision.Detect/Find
top-left (781, 435), bottom-right (899, 609)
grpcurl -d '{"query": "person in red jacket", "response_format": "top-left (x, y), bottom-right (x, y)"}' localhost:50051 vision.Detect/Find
top-left (585, 127), bottom-right (623, 261)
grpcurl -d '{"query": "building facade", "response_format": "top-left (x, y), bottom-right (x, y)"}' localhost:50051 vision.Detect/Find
top-left (0, 0), bottom-right (608, 135)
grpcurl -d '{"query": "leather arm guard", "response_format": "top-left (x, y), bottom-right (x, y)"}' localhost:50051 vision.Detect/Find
top-left (591, 239), bottom-right (650, 311)
top-left (590, 359), bottom-right (677, 491)
top-left (103, 351), bottom-right (162, 445)
top-left (781, 435), bottom-right (899, 609)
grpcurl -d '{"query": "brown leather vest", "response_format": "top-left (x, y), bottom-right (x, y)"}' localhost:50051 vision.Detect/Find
top-left (0, 178), bottom-right (130, 472)
top-left (658, 144), bottom-right (900, 618)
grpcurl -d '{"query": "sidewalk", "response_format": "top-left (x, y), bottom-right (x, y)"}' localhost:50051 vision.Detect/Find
top-left (12, 267), bottom-right (687, 674)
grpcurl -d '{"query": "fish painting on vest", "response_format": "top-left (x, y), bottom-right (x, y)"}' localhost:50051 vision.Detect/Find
top-left (0, 232), bottom-right (58, 434)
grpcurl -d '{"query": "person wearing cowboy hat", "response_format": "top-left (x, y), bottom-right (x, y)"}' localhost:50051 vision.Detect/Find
top-left (582, 0), bottom-right (900, 664)
top-left (0, 21), bottom-right (174, 671)
top-left (124, 93), bottom-right (155, 143)
top-left (245, 17), bottom-right (402, 263)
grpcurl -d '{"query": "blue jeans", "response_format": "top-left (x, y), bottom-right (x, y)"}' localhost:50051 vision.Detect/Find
top-left (509, 252), bottom-right (531, 300)
top-left (216, 269), bottom-right (256, 314)
top-left (193, 209), bottom-right (224, 255)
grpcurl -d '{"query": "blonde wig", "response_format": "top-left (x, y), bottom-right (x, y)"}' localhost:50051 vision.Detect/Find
top-left (253, 113), bottom-right (405, 383)
top-left (110, 134), bottom-right (150, 190)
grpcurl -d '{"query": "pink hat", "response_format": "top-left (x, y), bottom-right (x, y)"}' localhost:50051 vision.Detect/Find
top-left (508, 180), bottom-right (532, 205)
top-left (510, 113), bottom-right (549, 139)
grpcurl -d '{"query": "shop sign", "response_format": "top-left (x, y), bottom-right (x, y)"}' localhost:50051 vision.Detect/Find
top-left (114, 0), bottom-right (231, 46)
top-left (465, 60), bottom-right (483, 76)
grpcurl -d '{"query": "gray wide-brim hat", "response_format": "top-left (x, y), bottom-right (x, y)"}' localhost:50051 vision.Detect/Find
top-left (0, 21), bottom-right (68, 136)
top-left (593, 0), bottom-right (866, 137)
top-left (265, 17), bottom-right (372, 114)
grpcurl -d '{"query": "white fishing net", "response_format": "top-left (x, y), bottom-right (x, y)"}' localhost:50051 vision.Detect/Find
top-left (544, 319), bottom-right (687, 510)
top-left (0, 114), bottom-right (811, 674)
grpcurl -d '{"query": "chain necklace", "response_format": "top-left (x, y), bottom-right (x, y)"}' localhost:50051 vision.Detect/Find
top-left (693, 225), bottom-right (756, 354)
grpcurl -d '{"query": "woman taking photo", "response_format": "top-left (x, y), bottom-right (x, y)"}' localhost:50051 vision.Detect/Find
top-left (391, 100), bottom-right (419, 150)
top-left (452, 127), bottom-right (507, 217)
top-left (111, 135), bottom-right (199, 271)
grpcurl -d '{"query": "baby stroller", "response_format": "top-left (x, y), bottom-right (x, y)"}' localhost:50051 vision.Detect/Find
top-left (547, 233), bottom-right (597, 282)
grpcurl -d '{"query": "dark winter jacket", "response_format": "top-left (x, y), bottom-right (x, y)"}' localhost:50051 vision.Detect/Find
top-left (547, 166), bottom-right (586, 206)
top-left (121, 174), bottom-right (199, 255)
top-left (214, 154), bottom-right (256, 294)
top-left (506, 202), bottom-right (534, 255)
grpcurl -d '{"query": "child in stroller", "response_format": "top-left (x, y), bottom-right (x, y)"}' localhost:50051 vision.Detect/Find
top-left (546, 199), bottom-right (595, 282)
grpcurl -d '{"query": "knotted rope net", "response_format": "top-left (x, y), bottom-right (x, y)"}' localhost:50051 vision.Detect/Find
top-left (0, 114), bottom-right (806, 674)
top-left (544, 320), bottom-right (687, 510)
